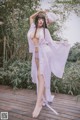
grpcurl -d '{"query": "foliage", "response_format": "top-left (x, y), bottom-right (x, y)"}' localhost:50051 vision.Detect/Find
top-left (0, 0), bottom-right (80, 95)
top-left (0, 60), bottom-right (36, 90)
top-left (68, 42), bottom-right (80, 62)
top-left (51, 61), bottom-right (80, 95)
top-left (0, 43), bottom-right (80, 95)
top-left (0, 0), bottom-right (40, 63)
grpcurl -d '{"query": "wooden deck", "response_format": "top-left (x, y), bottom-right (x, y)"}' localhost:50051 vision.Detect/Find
top-left (0, 85), bottom-right (80, 120)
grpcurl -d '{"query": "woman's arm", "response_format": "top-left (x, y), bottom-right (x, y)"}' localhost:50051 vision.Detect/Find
top-left (29, 10), bottom-right (46, 25)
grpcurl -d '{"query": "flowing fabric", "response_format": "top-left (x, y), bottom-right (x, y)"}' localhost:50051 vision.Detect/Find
top-left (46, 12), bottom-right (58, 24)
top-left (27, 22), bottom-right (71, 103)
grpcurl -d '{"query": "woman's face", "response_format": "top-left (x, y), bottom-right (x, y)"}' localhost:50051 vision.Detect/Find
top-left (38, 18), bottom-right (44, 27)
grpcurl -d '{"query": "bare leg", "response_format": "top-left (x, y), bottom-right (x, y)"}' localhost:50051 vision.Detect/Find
top-left (32, 57), bottom-right (45, 118)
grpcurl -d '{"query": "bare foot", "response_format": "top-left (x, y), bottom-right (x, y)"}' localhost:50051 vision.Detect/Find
top-left (32, 105), bottom-right (42, 118)
top-left (32, 100), bottom-right (43, 118)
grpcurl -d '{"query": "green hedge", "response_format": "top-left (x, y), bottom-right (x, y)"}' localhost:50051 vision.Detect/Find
top-left (0, 60), bottom-right (36, 90)
top-left (0, 59), bottom-right (80, 95)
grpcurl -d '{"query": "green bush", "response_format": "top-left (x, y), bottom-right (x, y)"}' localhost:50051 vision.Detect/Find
top-left (0, 59), bottom-right (80, 95)
top-left (0, 60), bottom-right (36, 90)
top-left (51, 61), bottom-right (80, 95)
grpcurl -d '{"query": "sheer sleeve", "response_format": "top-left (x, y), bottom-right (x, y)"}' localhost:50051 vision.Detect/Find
top-left (45, 29), bottom-right (57, 48)
top-left (29, 22), bottom-right (35, 30)
top-left (27, 35), bottom-right (34, 53)
top-left (45, 28), bottom-right (71, 78)
top-left (45, 28), bottom-right (71, 48)
top-left (27, 22), bottom-right (35, 53)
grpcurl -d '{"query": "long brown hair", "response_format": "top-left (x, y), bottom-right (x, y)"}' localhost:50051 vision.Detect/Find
top-left (34, 13), bottom-right (47, 38)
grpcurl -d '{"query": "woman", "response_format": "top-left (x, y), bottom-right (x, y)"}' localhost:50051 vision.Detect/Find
top-left (27, 10), bottom-right (71, 118)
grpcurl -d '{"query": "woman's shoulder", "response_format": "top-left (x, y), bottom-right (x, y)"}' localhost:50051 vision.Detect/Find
top-left (45, 28), bottom-right (48, 31)
top-left (30, 22), bottom-right (35, 29)
top-left (45, 28), bottom-right (50, 33)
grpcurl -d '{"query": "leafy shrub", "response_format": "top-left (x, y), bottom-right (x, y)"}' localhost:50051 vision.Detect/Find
top-left (51, 61), bottom-right (80, 95)
top-left (0, 60), bottom-right (36, 90)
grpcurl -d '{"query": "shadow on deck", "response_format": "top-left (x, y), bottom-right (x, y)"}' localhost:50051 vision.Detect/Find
top-left (0, 85), bottom-right (80, 120)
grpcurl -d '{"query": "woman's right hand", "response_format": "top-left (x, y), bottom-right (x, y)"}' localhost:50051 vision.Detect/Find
top-left (37, 9), bottom-right (49, 14)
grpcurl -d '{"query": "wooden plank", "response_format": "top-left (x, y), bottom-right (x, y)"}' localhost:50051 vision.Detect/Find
top-left (0, 85), bottom-right (80, 120)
